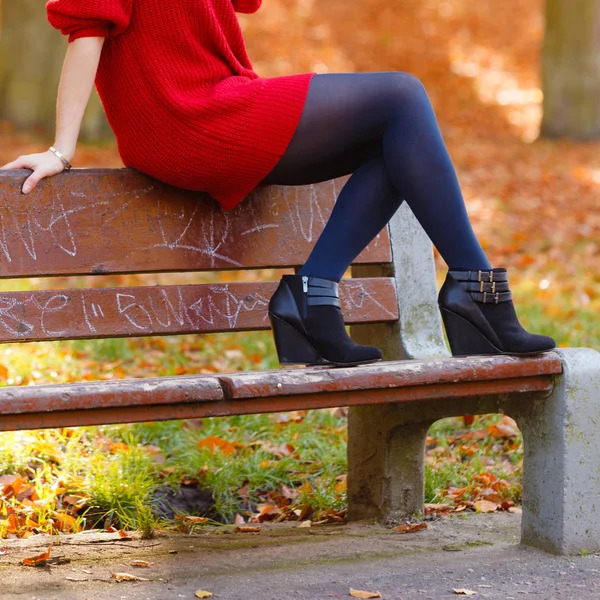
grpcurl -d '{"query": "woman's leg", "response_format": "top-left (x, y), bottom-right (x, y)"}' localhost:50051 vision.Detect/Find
top-left (266, 72), bottom-right (554, 364)
top-left (264, 72), bottom-right (490, 277)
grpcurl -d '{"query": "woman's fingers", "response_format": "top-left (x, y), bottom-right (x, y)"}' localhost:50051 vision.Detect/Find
top-left (1, 151), bottom-right (66, 194)
top-left (23, 163), bottom-right (65, 194)
top-left (1, 156), bottom-right (32, 170)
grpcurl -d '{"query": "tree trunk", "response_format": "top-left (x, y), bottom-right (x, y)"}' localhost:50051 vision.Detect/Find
top-left (541, 0), bottom-right (600, 140)
top-left (0, 0), bottom-right (112, 142)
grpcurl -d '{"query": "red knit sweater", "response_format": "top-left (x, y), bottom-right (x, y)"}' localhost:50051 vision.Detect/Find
top-left (47, 0), bottom-right (314, 210)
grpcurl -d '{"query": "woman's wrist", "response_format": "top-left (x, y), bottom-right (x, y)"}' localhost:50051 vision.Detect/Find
top-left (52, 142), bottom-right (75, 162)
top-left (49, 147), bottom-right (73, 170)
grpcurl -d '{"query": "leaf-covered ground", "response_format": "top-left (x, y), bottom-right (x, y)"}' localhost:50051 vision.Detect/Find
top-left (1, 0), bottom-right (599, 538)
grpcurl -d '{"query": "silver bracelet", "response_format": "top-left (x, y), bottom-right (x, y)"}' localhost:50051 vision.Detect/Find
top-left (49, 146), bottom-right (73, 171)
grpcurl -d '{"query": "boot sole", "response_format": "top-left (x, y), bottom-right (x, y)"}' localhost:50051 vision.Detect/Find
top-left (441, 308), bottom-right (556, 357)
top-left (269, 314), bottom-right (382, 368)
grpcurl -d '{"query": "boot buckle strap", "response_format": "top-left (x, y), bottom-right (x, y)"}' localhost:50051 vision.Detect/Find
top-left (478, 270), bottom-right (494, 284)
top-left (483, 291), bottom-right (500, 304)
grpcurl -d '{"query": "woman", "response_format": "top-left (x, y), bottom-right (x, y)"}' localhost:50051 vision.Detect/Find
top-left (2, 0), bottom-right (555, 366)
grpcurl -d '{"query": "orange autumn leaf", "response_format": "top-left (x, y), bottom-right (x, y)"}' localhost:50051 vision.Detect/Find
top-left (474, 500), bottom-right (499, 513)
top-left (197, 436), bottom-right (236, 455)
top-left (350, 589), bottom-right (382, 599)
top-left (394, 522), bottom-right (428, 534)
top-left (23, 546), bottom-right (52, 566)
top-left (52, 511), bottom-right (79, 533)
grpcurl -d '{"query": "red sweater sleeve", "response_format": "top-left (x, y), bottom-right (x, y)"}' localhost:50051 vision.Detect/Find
top-left (47, 0), bottom-right (133, 43)
top-left (232, 0), bottom-right (262, 14)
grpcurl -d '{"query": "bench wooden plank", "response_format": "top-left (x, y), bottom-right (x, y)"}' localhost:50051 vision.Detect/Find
top-left (219, 354), bottom-right (563, 399)
top-left (0, 278), bottom-right (396, 342)
top-left (0, 170), bottom-right (390, 278)
top-left (0, 356), bottom-right (561, 432)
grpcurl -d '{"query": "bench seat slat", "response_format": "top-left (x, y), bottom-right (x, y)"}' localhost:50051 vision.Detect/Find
top-left (0, 278), bottom-right (397, 342)
top-left (0, 170), bottom-right (390, 277)
top-left (0, 356), bottom-right (561, 432)
top-left (219, 354), bottom-right (563, 399)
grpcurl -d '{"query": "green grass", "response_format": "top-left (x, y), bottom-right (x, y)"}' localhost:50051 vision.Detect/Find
top-left (0, 272), bottom-right (598, 535)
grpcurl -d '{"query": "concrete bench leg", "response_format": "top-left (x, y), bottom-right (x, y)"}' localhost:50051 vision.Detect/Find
top-left (513, 348), bottom-right (600, 555)
top-left (347, 404), bottom-right (433, 522)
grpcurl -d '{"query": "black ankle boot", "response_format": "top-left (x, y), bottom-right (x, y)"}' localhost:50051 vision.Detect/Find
top-left (268, 275), bottom-right (383, 366)
top-left (438, 268), bottom-right (556, 356)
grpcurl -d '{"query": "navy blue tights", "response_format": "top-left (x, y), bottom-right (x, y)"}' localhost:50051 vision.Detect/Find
top-left (262, 73), bottom-right (491, 281)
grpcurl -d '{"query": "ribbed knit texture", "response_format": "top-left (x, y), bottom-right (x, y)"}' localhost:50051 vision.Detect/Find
top-left (47, 0), bottom-right (314, 210)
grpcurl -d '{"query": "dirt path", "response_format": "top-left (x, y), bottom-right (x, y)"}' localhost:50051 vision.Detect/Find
top-left (2, 513), bottom-right (599, 599)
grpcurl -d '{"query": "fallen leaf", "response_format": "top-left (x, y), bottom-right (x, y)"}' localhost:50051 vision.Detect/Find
top-left (508, 506), bottom-right (522, 514)
top-left (118, 529), bottom-right (133, 539)
top-left (112, 572), bottom-right (149, 582)
top-left (197, 436), bottom-right (235, 455)
top-left (236, 526), bottom-right (261, 533)
top-left (234, 514), bottom-right (246, 525)
top-left (349, 589), bottom-right (382, 599)
top-left (131, 559), bottom-right (152, 568)
top-left (474, 500), bottom-right (498, 513)
top-left (0, 547), bottom-right (8, 556)
top-left (487, 416), bottom-right (520, 438)
top-left (394, 522), bottom-right (428, 534)
top-left (23, 546), bottom-right (52, 566)
top-left (453, 590), bottom-right (477, 596)
top-left (176, 516), bottom-right (210, 524)
top-left (298, 520), bottom-right (312, 528)
top-left (65, 576), bottom-right (88, 582)
top-left (195, 591), bottom-right (213, 599)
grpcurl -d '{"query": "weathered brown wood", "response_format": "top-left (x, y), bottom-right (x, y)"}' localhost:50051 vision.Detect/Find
top-left (0, 377), bottom-right (556, 432)
top-left (0, 356), bottom-right (560, 432)
top-left (218, 355), bottom-right (562, 399)
top-left (0, 278), bottom-right (396, 342)
top-left (0, 169), bottom-right (390, 278)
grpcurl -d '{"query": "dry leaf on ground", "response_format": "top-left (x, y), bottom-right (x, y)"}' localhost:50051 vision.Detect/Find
top-left (350, 589), bottom-right (382, 599)
top-left (131, 559), bottom-right (152, 568)
top-left (23, 546), bottom-right (52, 566)
top-left (474, 500), bottom-right (498, 513)
top-left (236, 526), bottom-right (261, 533)
top-left (508, 506), bottom-right (523, 514)
top-left (177, 516), bottom-right (210, 524)
top-left (112, 572), bottom-right (149, 582)
top-left (197, 436), bottom-right (235, 455)
top-left (195, 591), bottom-right (213, 598)
top-left (453, 589), bottom-right (478, 596)
top-left (298, 520), bottom-right (312, 528)
top-left (394, 522), bottom-right (428, 534)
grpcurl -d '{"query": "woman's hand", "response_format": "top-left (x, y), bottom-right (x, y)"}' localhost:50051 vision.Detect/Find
top-left (1, 150), bottom-right (66, 193)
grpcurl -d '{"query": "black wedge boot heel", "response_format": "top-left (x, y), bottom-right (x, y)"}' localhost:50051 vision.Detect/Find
top-left (268, 274), bottom-right (383, 367)
top-left (268, 314), bottom-right (324, 366)
top-left (438, 268), bottom-right (556, 357)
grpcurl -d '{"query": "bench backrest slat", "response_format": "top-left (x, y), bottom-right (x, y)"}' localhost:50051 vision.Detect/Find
top-left (0, 170), bottom-right (391, 278)
top-left (0, 278), bottom-right (398, 342)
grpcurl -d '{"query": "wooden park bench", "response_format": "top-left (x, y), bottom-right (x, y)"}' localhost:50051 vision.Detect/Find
top-left (0, 169), bottom-right (599, 555)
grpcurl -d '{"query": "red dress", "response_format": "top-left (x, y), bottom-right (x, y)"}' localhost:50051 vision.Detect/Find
top-left (47, 0), bottom-right (314, 210)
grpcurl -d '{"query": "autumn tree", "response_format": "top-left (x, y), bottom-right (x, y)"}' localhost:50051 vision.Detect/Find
top-left (0, 0), bottom-right (111, 141)
top-left (542, 0), bottom-right (600, 139)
